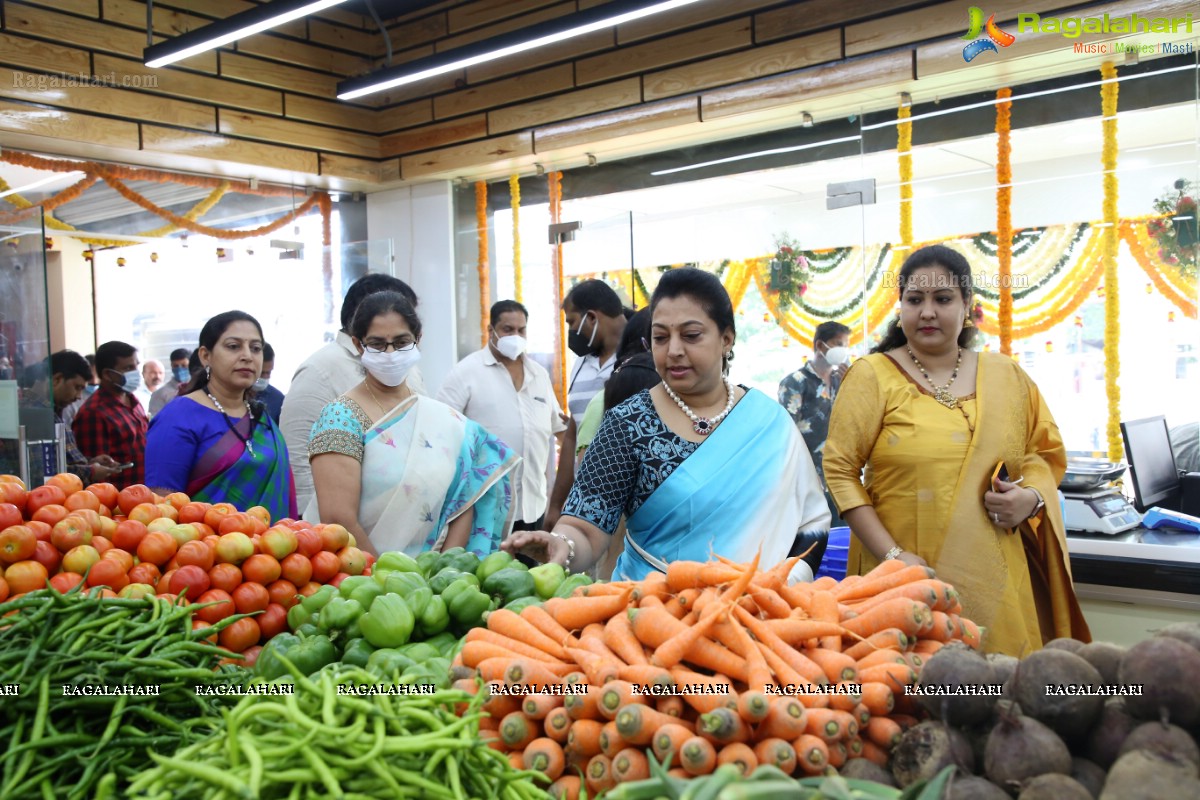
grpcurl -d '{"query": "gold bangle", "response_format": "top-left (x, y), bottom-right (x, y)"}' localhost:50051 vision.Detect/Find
top-left (882, 545), bottom-right (904, 561)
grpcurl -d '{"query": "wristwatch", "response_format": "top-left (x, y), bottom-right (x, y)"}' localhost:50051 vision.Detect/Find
top-left (1026, 488), bottom-right (1046, 520)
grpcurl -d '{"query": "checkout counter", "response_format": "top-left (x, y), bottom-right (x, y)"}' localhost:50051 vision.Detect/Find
top-left (1062, 418), bottom-right (1200, 646)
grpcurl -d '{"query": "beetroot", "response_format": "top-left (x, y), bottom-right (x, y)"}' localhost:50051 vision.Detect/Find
top-left (916, 647), bottom-right (999, 727)
top-left (1086, 699), bottom-right (1138, 768)
top-left (1043, 637), bottom-right (1085, 654)
top-left (1118, 637), bottom-right (1200, 727)
top-left (1154, 621), bottom-right (1200, 652)
top-left (1017, 773), bottom-right (1091, 800)
top-left (839, 758), bottom-right (897, 786)
top-left (946, 775), bottom-right (1009, 800)
top-left (984, 714), bottom-right (1071, 795)
top-left (891, 720), bottom-right (974, 788)
top-left (1116, 721), bottom-right (1200, 768)
top-left (1070, 757), bottom-right (1106, 798)
top-left (1099, 749), bottom-right (1200, 799)
top-left (1076, 642), bottom-right (1125, 685)
top-left (1012, 649), bottom-right (1104, 741)
top-left (987, 653), bottom-right (1019, 686)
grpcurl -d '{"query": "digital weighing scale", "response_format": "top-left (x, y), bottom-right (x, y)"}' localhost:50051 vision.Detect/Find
top-left (1062, 487), bottom-right (1143, 535)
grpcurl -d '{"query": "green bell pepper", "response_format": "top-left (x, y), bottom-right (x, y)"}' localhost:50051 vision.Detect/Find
top-left (255, 632), bottom-right (336, 680)
top-left (481, 567), bottom-right (536, 605)
top-left (423, 632), bottom-right (458, 656)
top-left (404, 586), bottom-right (434, 619)
top-left (503, 595), bottom-right (541, 614)
top-left (287, 603), bottom-right (313, 631)
top-left (429, 568), bottom-right (476, 595)
top-left (416, 550), bottom-right (441, 577)
top-left (317, 597), bottom-right (364, 632)
top-left (554, 573), bottom-right (594, 599)
top-left (338, 575), bottom-right (375, 599)
top-left (366, 649), bottom-right (415, 682)
top-left (343, 617), bottom-right (363, 642)
top-left (380, 572), bottom-right (426, 595)
top-left (373, 551), bottom-right (422, 575)
top-left (300, 584), bottom-right (337, 613)
top-left (448, 585), bottom-right (491, 628)
top-left (294, 623), bottom-right (320, 638)
top-left (418, 595), bottom-right (449, 637)
top-left (401, 658), bottom-right (451, 689)
top-left (440, 575), bottom-right (481, 607)
top-left (340, 638), bottom-right (376, 669)
top-left (475, 551), bottom-right (515, 583)
top-left (399, 642), bottom-right (440, 663)
top-left (348, 581), bottom-right (385, 612)
top-left (435, 548), bottom-right (480, 576)
top-left (359, 593), bottom-right (415, 648)
top-left (528, 562), bottom-right (566, 599)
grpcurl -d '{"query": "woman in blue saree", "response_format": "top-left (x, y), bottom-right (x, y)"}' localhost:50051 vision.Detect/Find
top-left (146, 311), bottom-right (297, 521)
top-left (504, 269), bottom-right (830, 580)
top-left (307, 292), bottom-right (518, 557)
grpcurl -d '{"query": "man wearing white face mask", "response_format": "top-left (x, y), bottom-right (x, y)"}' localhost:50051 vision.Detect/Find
top-left (779, 322), bottom-right (852, 483)
top-left (72, 340), bottom-right (149, 489)
top-left (437, 301), bottom-right (568, 531)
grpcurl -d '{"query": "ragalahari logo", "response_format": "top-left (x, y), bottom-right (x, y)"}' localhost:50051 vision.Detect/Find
top-left (962, 7), bottom-right (1016, 61)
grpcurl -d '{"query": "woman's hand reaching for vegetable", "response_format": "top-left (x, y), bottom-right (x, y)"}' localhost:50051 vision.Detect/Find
top-left (895, 551), bottom-right (928, 568)
top-left (502, 529), bottom-right (568, 566)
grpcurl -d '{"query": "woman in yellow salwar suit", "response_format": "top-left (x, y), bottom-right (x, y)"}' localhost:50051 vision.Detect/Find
top-left (824, 245), bottom-right (1089, 657)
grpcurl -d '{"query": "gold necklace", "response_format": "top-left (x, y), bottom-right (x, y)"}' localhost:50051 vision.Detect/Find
top-left (907, 346), bottom-right (963, 409)
top-left (364, 379), bottom-right (407, 417)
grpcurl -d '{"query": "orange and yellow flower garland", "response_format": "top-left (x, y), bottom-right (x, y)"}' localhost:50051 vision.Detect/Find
top-left (995, 88), bottom-right (1014, 354)
top-left (476, 181), bottom-right (490, 349)
top-left (548, 171), bottom-right (567, 411)
top-left (510, 174), bottom-right (522, 303)
top-left (1100, 62), bottom-right (1121, 463)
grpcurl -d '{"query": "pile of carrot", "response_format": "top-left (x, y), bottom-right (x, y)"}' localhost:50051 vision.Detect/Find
top-left (451, 553), bottom-right (982, 799)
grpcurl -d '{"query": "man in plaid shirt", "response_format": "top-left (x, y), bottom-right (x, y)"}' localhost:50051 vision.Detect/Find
top-left (72, 341), bottom-right (148, 489)
top-left (47, 351), bottom-right (126, 483)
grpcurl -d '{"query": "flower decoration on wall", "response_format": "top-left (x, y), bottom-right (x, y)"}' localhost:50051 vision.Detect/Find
top-left (768, 234), bottom-right (810, 312)
top-left (1149, 179), bottom-right (1198, 280)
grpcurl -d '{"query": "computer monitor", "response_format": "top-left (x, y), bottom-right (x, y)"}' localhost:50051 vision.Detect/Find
top-left (1121, 416), bottom-right (1181, 513)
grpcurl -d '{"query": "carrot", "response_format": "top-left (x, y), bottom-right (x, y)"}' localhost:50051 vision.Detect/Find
top-left (736, 690), bottom-right (771, 724)
top-left (856, 648), bottom-right (908, 671)
top-left (631, 606), bottom-right (748, 681)
top-left (508, 752), bottom-right (525, 770)
top-left (857, 662), bottom-right (917, 691)
top-left (748, 585), bottom-right (791, 619)
top-left (599, 720), bottom-right (624, 758)
top-left (597, 681), bottom-right (647, 720)
top-left (667, 767), bottom-right (690, 780)
top-left (466, 628), bottom-right (573, 664)
top-left (564, 671), bottom-right (589, 686)
top-left (612, 747), bottom-right (651, 783)
top-left (581, 622), bottom-right (606, 641)
top-left (778, 582), bottom-right (814, 613)
top-left (543, 707), bottom-right (572, 743)
top-left (584, 754), bottom-right (615, 794)
top-left (810, 590), bottom-right (841, 651)
top-left (651, 601), bottom-right (727, 669)
top-left (902, 651), bottom-right (924, 672)
top-left (792, 734), bottom-right (829, 775)
top-left (475, 657), bottom-right (512, 684)
top-left (860, 739), bottom-right (891, 767)
top-left (839, 598), bottom-right (930, 639)
top-left (667, 560), bottom-right (733, 591)
top-left (462, 640), bottom-right (525, 669)
top-left (488, 608), bottom-right (570, 660)
top-left (754, 738), bottom-right (798, 774)
top-left (733, 619), bottom-right (774, 694)
top-left (564, 684), bottom-right (602, 721)
top-left (632, 572), bottom-right (670, 602)
top-left (827, 741), bottom-right (848, 769)
top-left (576, 635), bottom-right (627, 669)
top-left (499, 711), bottom-right (539, 750)
top-left (522, 693), bottom-right (564, 720)
top-left (668, 668), bottom-right (737, 714)
top-left (890, 713), bottom-right (920, 731)
top-left (764, 618), bottom-right (848, 645)
top-left (523, 737), bottom-right (566, 781)
top-left (806, 648), bottom-right (858, 684)
top-left (925, 610), bottom-right (958, 642)
top-left (521, 604), bottom-right (577, 647)
top-left (913, 639), bottom-right (946, 656)
top-left (805, 708), bottom-right (851, 743)
top-left (679, 735), bottom-right (718, 776)
top-left (758, 643), bottom-right (806, 689)
top-left (481, 685), bottom-right (523, 719)
top-left (865, 716), bottom-right (902, 750)
top-left (758, 696), bottom-right (808, 740)
top-left (845, 578), bottom-right (942, 612)
top-left (954, 615), bottom-right (984, 649)
top-left (690, 587), bottom-right (722, 618)
top-left (617, 664), bottom-right (674, 688)
top-left (506, 658), bottom-right (567, 688)
top-left (835, 564), bottom-right (937, 602)
top-left (548, 775), bottom-right (582, 800)
top-left (651, 722), bottom-right (694, 765)
top-left (717, 549), bottom-right (761, 603)
top-left (566, 718), bottom-right (604, 759)
top-left (581, 582), bottom-right (635, 597)
top-left (545, 590), bottom-right (633, 632)
top-left (603, 613), bottom-right (649, 666)
top-left (732, 606), bottom-right (829, 686)
top-left (656, 695), bottom-right (685, 719)
top-left (829, 682), bottom-right (863, 712)
top-left (663, 594), bottom-right (689, 620)
top-left (715, 742), bottom-right (757, 777)
top-left (812, 576), bottom-right (839, 591)
top-left (860, 682), bottom-right (895, 717)
top-left (698, 707), bottom-right (749, 745)
top-left (566, 647), bottom-right (621, 686)
top-left (844, 628), bottom-right (910, 660)
top-left (615, 704), bottom-right (692, 746)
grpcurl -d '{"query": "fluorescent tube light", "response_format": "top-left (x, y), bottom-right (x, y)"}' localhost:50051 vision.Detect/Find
top-left (145, 0), bottom-right (351, 68)
top-left (337, 0), bottom-right (707, 100)
top-left (650, 135), bottom-right (863, 177)
top-left (0, 171), bottom-right (86, 200)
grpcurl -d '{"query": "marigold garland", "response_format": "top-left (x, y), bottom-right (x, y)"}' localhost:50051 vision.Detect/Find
top-left (475, 181), bottom-right (490, 349)
top-left (995, 88), bottom-right (1014, 354)
top-left (548, 171), bottom-right (567, 411)
top-left (897, 103), bottom-right (913, 249)
top-left (1100, 62), bottom-right (1121, 463)
top-left (509, 174), bottom-right (522, 304)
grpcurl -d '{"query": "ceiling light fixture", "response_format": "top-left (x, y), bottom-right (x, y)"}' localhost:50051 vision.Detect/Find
top-left (0, 171), bottom-right (86, 200)
top-left (144, 0), bottom-right (352, 69)
top-left (337, 0), bottom-right (708, 100)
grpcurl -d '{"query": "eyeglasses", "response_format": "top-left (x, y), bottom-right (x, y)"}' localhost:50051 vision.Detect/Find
top-left (362, 338), bottom-right (417, 354)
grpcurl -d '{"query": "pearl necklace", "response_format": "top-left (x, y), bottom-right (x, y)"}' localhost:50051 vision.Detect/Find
top-left (663, 377), bottom-right (736, 435)
top-left (206, 389), bottom-right (255, 457)
top-left (906, 347), bottom-right (963, 409)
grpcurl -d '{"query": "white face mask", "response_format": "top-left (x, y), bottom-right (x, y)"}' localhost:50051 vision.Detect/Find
top-left (494, 334), bottom-right (526, 361)
top-left (252, 377), bottom-right (269, 393)
top-left (823, 346), bottom-right (850, 367)
top-left (361, 347), bottom-right (421, 387)
top-left (115, 369), bottom-right (142, 394)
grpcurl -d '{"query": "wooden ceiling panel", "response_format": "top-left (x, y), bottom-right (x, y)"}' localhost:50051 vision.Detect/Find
top-left (0, 33), bottom-right (91, 75)
top-left (576, 18), bottom-right (752, 87)
top-left (381, 114), bottom-right (489, 157)
top-left (434, 64), bottom-right (574, 120)
top-left (0, 99), bottom-right (140, 149)
top-left (93, 53), bottom-right (283, 115)
top-left (141, 124), bottom-right (320, 174)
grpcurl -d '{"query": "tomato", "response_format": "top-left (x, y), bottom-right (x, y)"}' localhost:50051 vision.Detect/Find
top-left (192, 619), bottom-right (218, 645)
top-left (0, 482), bottom-right (27, 513)
top-left (168, 564), bottom-right (210, 602)
top-left (294, 529), bottom-right (322, 558)
top-left (157, 569), bottom-right (177, 594)
top-left (0, 525), bottom-right (37, 563)
top-left (319, 524), bottom-right (350, 552)
top-left (64, 490), bottom-right (101, 513)
top-left (279, 553), bottom-right (313, 587)
top-left (257, 603), bottom-right (288, 640)
top-left (192, 523), bottom-right (217, 539)
top-left (0, 503), bottom-right (22, 530)
top-left (85, 482), bottom-right (119, 510)
top-left (71, 509), bottom-right (104, 536)
top-left (127, 562), bottom-right (161, 586)
top-left (128, 503), bottom-right (163, 526)
top-left (231, 581), bottom-right (270, 614)
top-left (32, 504), bottom-right (70, 528)
top-left (0, 576), bottom-right (7, 603)
top-left (137, 531), bottom-right (178, 566)
top-left (92, 537), bottom-right (113, 555)
top-left (266, 579), bottom-right (298, 609)
top-left (203, 503), bottom-right (237, 531)
top-left (310, 551), bottom-right (340, 583)
top-left (112, 519), bottom-right (149, 552)
top-left (117, 484), bottom-right (154, 516)
top-left (164, 492), bottom-right (191, 511)
top-left (102, 548), bottom-right (134, 573)
top-left (328, 572), bottom-right (350, 589)
top-left (50, 516), bottom-right (92, 552)
top-left (5, 560), bottom-right (49, 594)
top-left (218, 512), bottom-right (257, 536)
top-left (242, 554), bottom-right (281, 585)
top-left (298, 581), bottom-right (323, 597)
top-left (218, 617), bottom-right (261, 653)
top-left (87, 558), bottom-right (129, 591)
top-left (208, 563), bottom-right (243, 594)
top-left (195, 589), bottom-right (235, 624)
top-left (26, 521), bottom-right (52, 543)
top-left (176, 540), bottom-right (214, 571)
top-left (46, 473), bottom-right (84, 497)
top-left (337, 546), bottom-right (366, 576)
top-left (238, 645), bottom-right (263, 668)
top-left (177, 501), bottom-right (211, 525)
top-left (31, 540), bottom-right (61, 574)
top-left (62, 545), bottom-right (101, 574)
top-left (49, 572), bottom-right (83, 593)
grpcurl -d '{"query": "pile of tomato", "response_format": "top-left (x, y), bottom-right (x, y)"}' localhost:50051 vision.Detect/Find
top-left (0, 473), bottom-right (374, 664)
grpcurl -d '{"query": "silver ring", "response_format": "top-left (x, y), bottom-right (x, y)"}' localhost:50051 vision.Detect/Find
top-left (992, 513), bottom-right (1000, 523)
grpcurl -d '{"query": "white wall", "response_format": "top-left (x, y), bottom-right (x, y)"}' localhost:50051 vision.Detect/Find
top-left (45, 239), bottom-right (96, 354)
top-left (366, 182), bottom-right (457, 395)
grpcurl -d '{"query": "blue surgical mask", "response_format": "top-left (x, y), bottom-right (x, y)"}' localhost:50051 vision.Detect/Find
top-left (252, 377), bottom-right (269, 393)
top-left (172, 366), bottom-right (190, 384)
top-left (84, 384), bottom-right (98, 397)
top-left (118, 369), bottom-right (142, 394)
